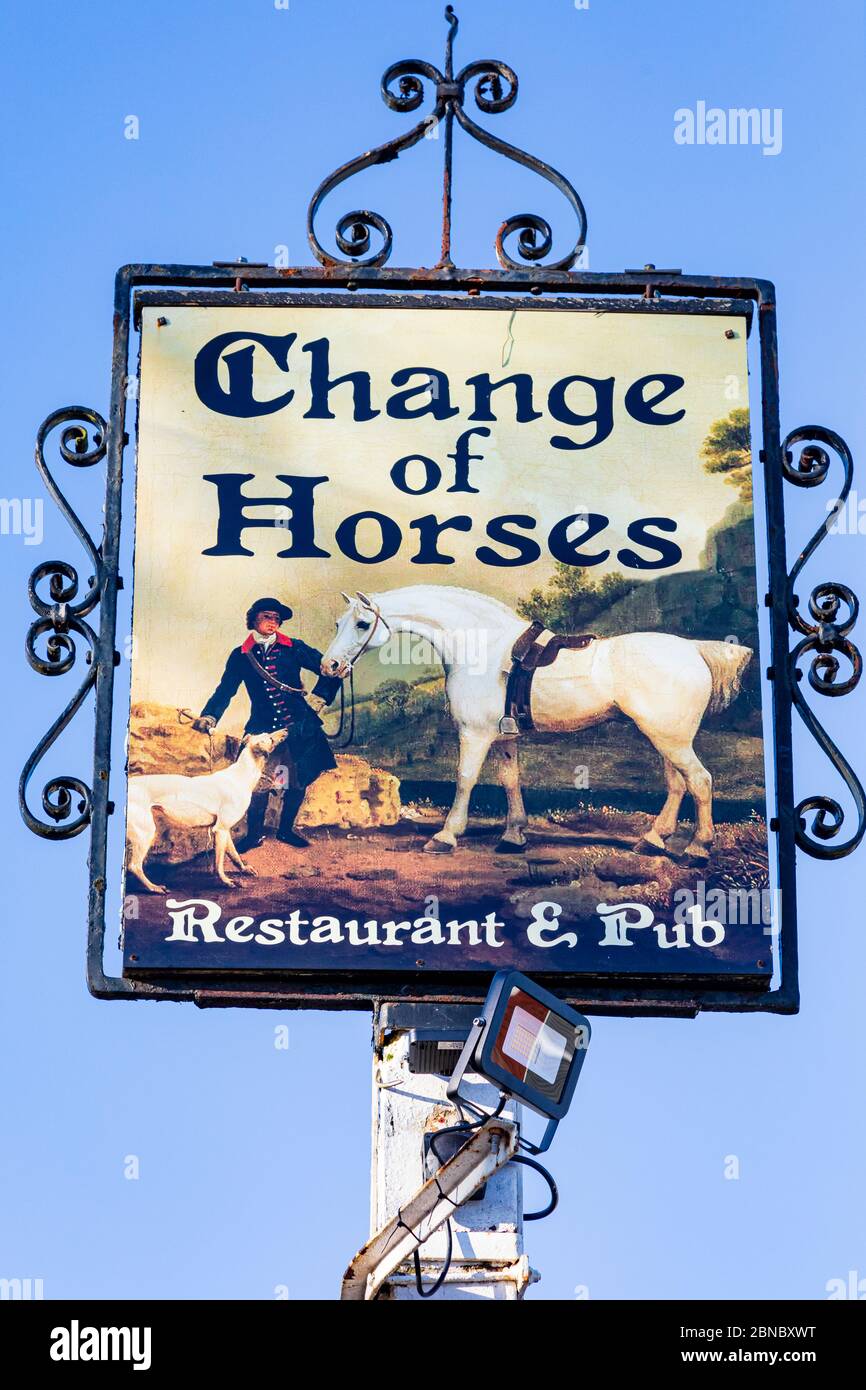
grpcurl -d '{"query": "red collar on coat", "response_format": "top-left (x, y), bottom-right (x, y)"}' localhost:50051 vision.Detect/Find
top-left (241, 632), bottom-right (293, 654)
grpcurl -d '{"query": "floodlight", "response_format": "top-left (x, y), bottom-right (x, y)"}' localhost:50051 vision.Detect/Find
top-left (446, 970), bottom-right (591, 1152)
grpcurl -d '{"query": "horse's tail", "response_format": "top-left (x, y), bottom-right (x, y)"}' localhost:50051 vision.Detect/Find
top-left (696, 640), bottom-right (752, 714)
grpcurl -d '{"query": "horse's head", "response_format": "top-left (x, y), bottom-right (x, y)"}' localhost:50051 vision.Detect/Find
top-left (321, 591), bottom-right (390, 678)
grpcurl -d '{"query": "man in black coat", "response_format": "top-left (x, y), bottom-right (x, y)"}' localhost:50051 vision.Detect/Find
top-left (193, 598), bottom-right (342, 850)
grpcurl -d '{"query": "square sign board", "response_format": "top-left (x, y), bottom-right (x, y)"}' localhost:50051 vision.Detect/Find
top-left (118, 288), bottom-right (786, 1013)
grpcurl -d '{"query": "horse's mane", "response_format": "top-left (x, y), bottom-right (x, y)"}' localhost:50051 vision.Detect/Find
top-left (370, 584), bottom-right (520, 622)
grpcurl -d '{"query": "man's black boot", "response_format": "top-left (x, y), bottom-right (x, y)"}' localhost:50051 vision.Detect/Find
top-left (277, 788), bottom-right (310, 848)
top-left (235, 792), bottom-right (268, 852)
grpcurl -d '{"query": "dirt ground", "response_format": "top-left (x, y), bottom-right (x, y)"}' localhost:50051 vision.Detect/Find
top-left (127, 803), bottom-right (769, 927)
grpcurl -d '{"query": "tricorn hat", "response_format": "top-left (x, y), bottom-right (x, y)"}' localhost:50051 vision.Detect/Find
top-left (246, 596), bottom-right (293, 629)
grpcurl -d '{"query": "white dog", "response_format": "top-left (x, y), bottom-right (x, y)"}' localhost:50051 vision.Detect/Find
top-left (126, 730), bottom-right (287, 894)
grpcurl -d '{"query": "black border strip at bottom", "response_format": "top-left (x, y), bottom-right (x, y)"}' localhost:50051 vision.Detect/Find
top-left (3, 1297), bottom-right (859, 1362)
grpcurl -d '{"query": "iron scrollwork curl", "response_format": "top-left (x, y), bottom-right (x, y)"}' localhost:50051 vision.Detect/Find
top-left (306, 6), bottom-right (587, 271)
top-left (782, 425), bottom-right (865, 858)
top-left (19, 407), bottom-right (107, 839)
top-left (451, 58), bottom-right (587, 271)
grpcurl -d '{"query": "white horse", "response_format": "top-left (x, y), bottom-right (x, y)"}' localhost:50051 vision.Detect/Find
top-left (320, 585), bottom-right (752, 861)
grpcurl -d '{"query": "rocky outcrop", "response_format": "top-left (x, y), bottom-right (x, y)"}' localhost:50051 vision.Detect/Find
top-left (128, 701), bottom-right (241, 775)
top-left (291, 756), bottom-right (400, 830)
top-left (594, 514), bottom-right (758, 646)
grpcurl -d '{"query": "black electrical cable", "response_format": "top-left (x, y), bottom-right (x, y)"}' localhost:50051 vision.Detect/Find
top-left (450, 1084), bottom-right (507, 1127)
top-left (511, 1153), bottom-right (559, 1220)
top-left (413, 1217), bottom-right (453, 1297)
top-left (412, 1093), bottom-right (509, 1296)
top-left (425, 1093), bottom-right (508, 1176)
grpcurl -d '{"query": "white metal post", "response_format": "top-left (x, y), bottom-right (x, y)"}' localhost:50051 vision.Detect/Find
top-left (369, 1004), bottom-right (536, 1300)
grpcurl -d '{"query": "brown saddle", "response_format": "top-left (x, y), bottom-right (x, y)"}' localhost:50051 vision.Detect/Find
top-left (502, 620), bottom-right (597, 735)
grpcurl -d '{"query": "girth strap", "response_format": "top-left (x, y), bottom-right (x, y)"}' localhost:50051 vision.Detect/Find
top-left (502, 621), bottom-right (597, 735)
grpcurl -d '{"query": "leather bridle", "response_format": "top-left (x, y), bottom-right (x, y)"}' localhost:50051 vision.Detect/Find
top-left (322, 602), bottom-right (392, 749)
top-left (342, 601), bottom-right (391, 670)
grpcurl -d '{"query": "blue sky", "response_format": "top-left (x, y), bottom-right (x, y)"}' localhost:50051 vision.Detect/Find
top-left (1, 0), bottom-right (864, 1299)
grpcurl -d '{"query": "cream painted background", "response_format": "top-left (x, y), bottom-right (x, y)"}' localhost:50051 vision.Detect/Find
top-left (132, 303), bottom-right (749, 727)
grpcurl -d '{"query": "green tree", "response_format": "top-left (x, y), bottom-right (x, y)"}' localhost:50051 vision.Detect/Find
top-left (517, 565), bottom-right (636, 631)
top-left (701, 407), bottom-right (752, 501)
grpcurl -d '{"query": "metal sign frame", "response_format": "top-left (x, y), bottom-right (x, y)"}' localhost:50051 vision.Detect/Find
top-left (20, 6), bottom-right (863, 1018)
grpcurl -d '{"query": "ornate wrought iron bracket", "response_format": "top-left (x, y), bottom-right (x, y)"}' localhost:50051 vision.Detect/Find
top-left (782, 425), bottom-right (865, 858)
top-left (306, 5), bottom-right (587, 272)
top-left (19, 407), bottom-right (107, 839)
